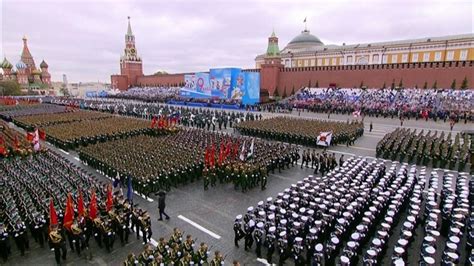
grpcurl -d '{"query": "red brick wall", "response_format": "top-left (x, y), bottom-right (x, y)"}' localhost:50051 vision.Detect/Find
top-left (137, 73), bottom-right (185, 87)
top-left (277, 61), bottom-right (474, 95)
top-left (111, 75), bottom-right (128, 91)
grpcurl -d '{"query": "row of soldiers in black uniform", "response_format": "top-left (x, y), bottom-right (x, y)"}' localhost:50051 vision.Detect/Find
top-left (124, 228), bottom-right (231, 266)
top-left (50, 98), bottom-right (263, 132)
top-left (45, 194), bottom-right (152, 265)
top-left (300, 149), bottom-right (344, 175)
top-left (233, 157), bottom-right (473, 265)
top-left (0, 149), bottom-right (152, 264)
top-left (0, 149), bottom-right (104, 261)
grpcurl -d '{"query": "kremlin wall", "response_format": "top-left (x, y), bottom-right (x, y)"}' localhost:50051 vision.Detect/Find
top-left (111, 18), bottom-right (474, 101)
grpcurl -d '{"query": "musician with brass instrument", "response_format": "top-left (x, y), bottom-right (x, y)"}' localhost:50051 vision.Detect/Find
top-left (139, 243), bottom-right (155, 265)
top-left (102, 214), bottom-right (115, 252)
top-left (210, 250), bottom-right (224, 266)
top-left (169, 227), bottom-right (183, 246)
top-left (93, 216), bottom-right (104, 248)
top-left (48, 224), bottom-right (67, 265)
top-left (194, 242), bottom-right (209, 265)
top-left (71, 219), bottom-right (85, 256)
top-left (156, 237), bottom-right (169, 260)
top-left (124, 252), bottom-right (139, 266)
top-left (112, 209), bottom-right (126, 246)
top-left (182, 234), bottom-right (196, 257)
top-left (140, 211), bottom-right (152, 244)
top-left (178, 252), bottom-right (193, 266)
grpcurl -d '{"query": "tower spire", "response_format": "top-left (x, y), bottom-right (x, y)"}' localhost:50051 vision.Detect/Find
top-left (127, 16), bottom-right (133, 36)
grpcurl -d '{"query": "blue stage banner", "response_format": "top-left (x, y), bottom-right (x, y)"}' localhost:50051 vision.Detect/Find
top-left (209, 68), bottom-right (231, 99)
top-left (243, 72), bottom-right (260, 105)
top-left (184, 74), bottom-right (195, 89)
top-left (195, 73), bottom-right (210, 95)
top-left (229, 68), bottom-right (244, 101)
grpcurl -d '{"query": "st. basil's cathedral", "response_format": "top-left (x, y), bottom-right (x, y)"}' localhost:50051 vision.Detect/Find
top-left (0, 36), bottom-right (52, 90)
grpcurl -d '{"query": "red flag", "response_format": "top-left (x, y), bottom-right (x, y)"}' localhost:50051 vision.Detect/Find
top-left (150, 117), bottom-right (157, 128)
top-left (218, 142), bottom-right (225, 165)
top-left (77, 190), bottom-right (85, 217)
top-left (38, 129), bottom-right (46, 140)
top-left (204, 146), bottom-right (210, 167)
top-left (49, 198), bottom-right (58, 226)
top-left (89, 190), bottom-right (97, 220)
top-left (13, 134), bottom-right (19, 149)
top-left (63, 193), bottom-right (74, 230)
top-left (26, 132), bottom-right (34, 142)
top-left (210, 143), bottom-right (215, 167)
top-left (0, 146), bottom-right (6, 156)
top-left (106, 184), bottom-right (113, 212)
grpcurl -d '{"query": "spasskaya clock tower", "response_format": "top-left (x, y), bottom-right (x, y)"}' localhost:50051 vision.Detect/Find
top-left (113, 16), bottom-right (143, 89)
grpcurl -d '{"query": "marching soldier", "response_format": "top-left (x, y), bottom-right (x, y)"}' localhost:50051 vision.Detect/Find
top-left (265, 226), bottom-right (276, 264)
top-left (210, 250), bottom-right (224, 266)
top-left (13, 219), bottom-right (29, 256)
top-left (195, 242), bottom-right (209, 265)
top-left (71, 220), bottom-right (85, 256)
top-left (233, 215), bottom-right (244, 247)
top-left (254, 222), bottom-right (264, 258)
top-left (0, 223), bottom-right (10, 262)
top-left (49, 224), bottom-right (67, 265)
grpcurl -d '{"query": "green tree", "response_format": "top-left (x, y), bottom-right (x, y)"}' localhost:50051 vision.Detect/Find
top-left (398, 78), bottom-right (403, 88)
top-left (291, 85), bottom-right (295, 95)
top-left (423, 81), bottom-right (428, 89)
top-left (360, 81), bottom-right (364, 88)
top-left (391, 79), bottom-right (396, 89)
top-left (450, 79), bottom-right (456, 90)
top-left (0, 80), bottom-right (21, 96)
top-left (382, 82), bottom-right (386, 89)
top-left (308, 80), bottom-right (312, 88)
top-left (315, 81), bottom-right (319, 87)
top-left (460, 76), bottom-right (468, 89)
top-left (282, 88), bottom-right (287, 98)
top-left (432, 81), bottom-right (438, 90)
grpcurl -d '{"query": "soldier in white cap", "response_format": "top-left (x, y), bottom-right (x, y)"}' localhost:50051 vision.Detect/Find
top-left (253, 222), bottom-right (264, 258)
top-left (291, 236), bottom-right (305, 265)
top-left (265, 226), bottom-right (276, 264)
top-left (233, 215), bottom-right (244, 247)
top-left (244, 219), bottom-right (255, 251)
top-left (277, 231), bottom-right (288, 265)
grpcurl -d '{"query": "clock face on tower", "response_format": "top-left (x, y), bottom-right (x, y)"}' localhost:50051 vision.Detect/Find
top-left (130, 48), bottom-right (136, 55)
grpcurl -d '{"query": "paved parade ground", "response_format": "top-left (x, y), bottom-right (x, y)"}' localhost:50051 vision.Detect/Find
top-left (3, 108), bottom-right (472, 265)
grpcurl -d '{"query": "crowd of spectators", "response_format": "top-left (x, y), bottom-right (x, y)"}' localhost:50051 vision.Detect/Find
top-left (290, 88), bottom-right (473, 122)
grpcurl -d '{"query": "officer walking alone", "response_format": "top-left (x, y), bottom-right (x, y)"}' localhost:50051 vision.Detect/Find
top-left (156, 191), bottom-right (170, 221)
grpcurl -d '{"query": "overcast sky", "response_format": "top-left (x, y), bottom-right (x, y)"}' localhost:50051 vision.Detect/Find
top-left (0, 0), bottom-right (472, 83)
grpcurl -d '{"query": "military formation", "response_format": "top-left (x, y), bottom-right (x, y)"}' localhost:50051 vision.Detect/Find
top-left (0, 149), bottom-right (152, 264)
top-left (0, 103), bottom-right (66, 121)
top-left (41, 116), bottom-right (150, 150)
top-left (13, 110), bottom-right (112, 131)
top-left (234, 157), bottom-right (473, 265)
top-left (50, 98), bottom-right (262, 132)
top-left (78, 128), bottom-right (299, 195)
top-left (124, 228), bottom-right (231, 266)
top-left (235, 117), bottom-right (364, 147)
top-left (376, 128), bottom-right (471, 171)
top-left (0, 120), bottom-right (33, 158)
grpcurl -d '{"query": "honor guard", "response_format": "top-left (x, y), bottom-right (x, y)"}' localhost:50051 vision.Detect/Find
top-left (254, 222), bottom-right (264, 258)
top-left (233, 215), bottom-right (244, 247)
